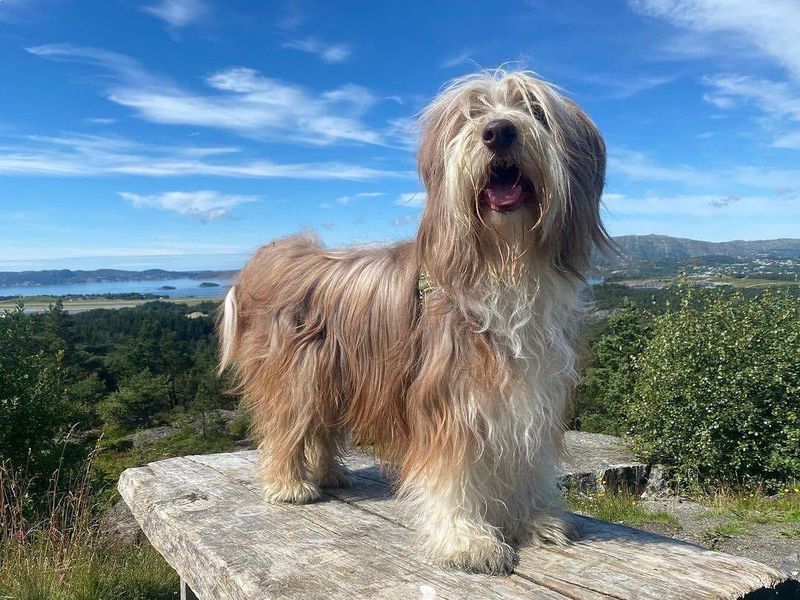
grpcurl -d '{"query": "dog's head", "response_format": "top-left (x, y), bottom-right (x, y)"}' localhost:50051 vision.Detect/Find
top-left (417, 70), bottom-right (611, 286)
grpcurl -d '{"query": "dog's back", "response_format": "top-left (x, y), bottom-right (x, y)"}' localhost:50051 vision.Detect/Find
top-left (220, 235), bottom-right (419, 453)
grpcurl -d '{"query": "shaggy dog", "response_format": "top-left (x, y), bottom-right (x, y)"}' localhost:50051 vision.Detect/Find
top-left (218, 70), bottom-right (611, 574)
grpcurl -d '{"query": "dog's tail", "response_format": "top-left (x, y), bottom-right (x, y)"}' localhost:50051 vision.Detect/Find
top-left (218, 285), bottom-right (240, 374)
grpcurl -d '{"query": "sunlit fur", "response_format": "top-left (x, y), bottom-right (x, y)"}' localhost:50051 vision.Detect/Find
top-left (218, 70), bottom-right (611, 574)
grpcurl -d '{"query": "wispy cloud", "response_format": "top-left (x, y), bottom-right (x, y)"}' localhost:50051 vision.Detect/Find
top-left (282, 38), bottom-right (352, 63)
top-left (629, 0), bottom-right (800, 79)
top-left (27, 45), bottom-right (386, 146)
top-left (26, 44), bottom-right (158, 86)
top-left (629, 1), bottom-right (800, 151)
top-left (605, 192), bottom-right (800, 218)
top-left (440, 50), bottom-right (477, 69)
top-left (608, 148), bottom-right (800, 191)
top-left (85, 117), bottom-right (117, 125)
top-left (335, 192), bottom-right (384, 205)
top-left (395, 192), bottom-right (426, 208)
top-left (0, 0), bottom-right (59, 24)
top-left (143, 0), bottom-right (209, 29)
top-left (773, 130), bottom-right (800, 150)
top-left (119, 190), bottom-right (255, 220)
top-left (701, 75), bottom-right (800, 147)
top-left (579, 74), bottom-right (676, 99)
top-left (0, 133), bottom-right (414, 180)
top-left (392, 214), bottom-right (417, 227)
top-left (608, 149), bottom-right (713, 188)
top-left (709, 194), bottom-right (741, 208)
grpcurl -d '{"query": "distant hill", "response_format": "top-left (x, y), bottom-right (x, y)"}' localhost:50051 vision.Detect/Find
top-left (0, 269), bottom-right (237, 287)
top-left (3, 236), bottom-right (800, 287)
top-left (608, 235), bottom-right (800, 262)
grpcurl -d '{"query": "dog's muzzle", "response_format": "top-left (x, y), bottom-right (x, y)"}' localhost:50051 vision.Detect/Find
top-left (482, 119), bottom-right (517, 153)
top-left (480, 162), bottom-right (536, 213)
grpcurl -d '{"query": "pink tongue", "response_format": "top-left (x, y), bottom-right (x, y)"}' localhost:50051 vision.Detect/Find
top-left (486, 184), bottom-right (523, 208)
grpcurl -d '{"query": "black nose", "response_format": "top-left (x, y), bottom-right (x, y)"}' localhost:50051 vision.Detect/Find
top-left (482, 119), bottom-right (517, 152)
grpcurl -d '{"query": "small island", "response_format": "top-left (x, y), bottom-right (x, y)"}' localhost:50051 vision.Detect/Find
top-left (158, 285), bottom-right (177, 290)
top-left (199, 282), bottom-right (221, 288)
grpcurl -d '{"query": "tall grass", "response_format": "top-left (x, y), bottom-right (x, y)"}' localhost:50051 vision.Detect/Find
top-left (1, 441), bottom-right (178, 600)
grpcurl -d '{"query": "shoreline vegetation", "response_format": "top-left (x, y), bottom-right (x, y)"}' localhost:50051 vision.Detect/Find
top-left (0, 295), bottom-right (218, 314)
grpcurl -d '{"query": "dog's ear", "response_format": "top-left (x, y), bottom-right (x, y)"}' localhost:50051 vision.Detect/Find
top-left (415, 91), bottom-right (485, 291)
top-left (557, 100), bottom-right (616, 276)
top-left (417, 105), bottom-right (446, 196)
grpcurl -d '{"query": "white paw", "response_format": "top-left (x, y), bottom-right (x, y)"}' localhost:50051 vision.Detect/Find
top-left (263, 480), bottom-right (322, 504)
top-left (436, 535), bottom-right (515, 575)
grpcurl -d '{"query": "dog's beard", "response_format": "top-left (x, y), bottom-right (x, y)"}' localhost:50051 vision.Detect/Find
top-left (440, 116), bottom-right (569, 289)
top-left (451, 153), bottom-right (560, 289)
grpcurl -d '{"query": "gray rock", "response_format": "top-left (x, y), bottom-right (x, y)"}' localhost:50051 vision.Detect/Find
top-left (120, 426), bottom-right (177, 448)
top-left (641, 464), bottom-right (673, 499)
top-left (99, 499), bottom-right (143, 547)
top-left (560, 431), bottom-right (650, 494)
top-left (778, 553), bottom-right (800, 579)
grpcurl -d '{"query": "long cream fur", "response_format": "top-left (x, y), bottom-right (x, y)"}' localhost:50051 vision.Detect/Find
top-left (218, 70), bottom-right (611, 574)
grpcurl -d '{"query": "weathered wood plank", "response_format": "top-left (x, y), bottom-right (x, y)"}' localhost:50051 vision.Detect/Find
top-left (321, 453), bottom-right (793, 600)
top-left (120, 451), bottom-right (565, 599)
top-left (181, 580), bottom-right (199, 600)
top-left (119, 450), bottom-right (795, 600)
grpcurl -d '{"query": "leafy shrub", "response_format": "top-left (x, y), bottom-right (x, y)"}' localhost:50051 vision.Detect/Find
top-left (98, 371), bottom-right (170, 431)
top-left (573, 302), bottom-right (648, 435)
top-left (0, 305), bottom-right (69, 476)
top-left (627, 288), bottom-right (800, 487)
top-left (227, 413), bottom-right (251, 441)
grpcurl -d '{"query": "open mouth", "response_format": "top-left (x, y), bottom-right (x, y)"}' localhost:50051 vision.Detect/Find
top-left (479, 163), bottom-right (536, 213)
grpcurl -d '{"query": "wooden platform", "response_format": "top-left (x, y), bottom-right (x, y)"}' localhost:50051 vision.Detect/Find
top-left (118, 450), bottom-right (798, 600)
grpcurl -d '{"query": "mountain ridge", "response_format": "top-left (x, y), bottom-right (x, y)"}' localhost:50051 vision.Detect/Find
top-left (608, 235), bottom-right (800, 262)
top-left (0, 269), bottom-right (237, 287)
top-left (2, 235), bottom-right (799, 286)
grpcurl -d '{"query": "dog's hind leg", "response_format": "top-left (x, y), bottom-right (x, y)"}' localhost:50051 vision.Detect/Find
top-left (259, 431), bottom-right (322, 505)
top-left (255, 350), bottom-right (325, 505)
top-left (307, 431), bottom-right (352, 489)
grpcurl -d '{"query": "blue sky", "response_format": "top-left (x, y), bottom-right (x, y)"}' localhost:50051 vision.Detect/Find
top-left (1, 0), bottom-right (799, 271)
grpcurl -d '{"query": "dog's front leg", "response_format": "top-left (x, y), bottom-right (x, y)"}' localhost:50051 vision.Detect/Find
top-left (400, 459), bottom-right (515, 575)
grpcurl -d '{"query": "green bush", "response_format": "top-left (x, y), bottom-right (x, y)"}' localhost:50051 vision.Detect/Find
top-left (98, 370), bottom-right (170, 432)
top-left (627, 288), bottom-right (800, 487)
top-left (0, 305), bottom-right (69, 477)
top-left (573, 302), bottom-right (648, 435)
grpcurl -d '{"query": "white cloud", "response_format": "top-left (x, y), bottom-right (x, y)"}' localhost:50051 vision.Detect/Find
top-left (566, 71), bottom-right (676, 99)
top-left (336, 192), bottom-right (384, 205)
top-left (0, 133), bottom-right (414, 180)
top-left (27, 46), bottom-right (386, 146)
top-left (120, 190), bottom-right (256, 220)
top-left (0, 0), bottom-right (60, 24)
top-left (26, 44), bottom-right (158, 86)
top-left (143, 0), bottom-right (209, 28)
top-left (392, 214), bottom-right (417, 227)
top-left (608, 148), bottom-right (800, 192)
top-left (395, 192), bottom-right (426, 208)
top-left (773, 130), bottom-right (800, 150)
top-left (629, 0), bottom-right (800, 79)
top-left (702, 75), bottom-right (800, 121)
top-left (629, 1), bottom-right (800, 150)
top-left (603, 192), bottom-right (800, 218)
top-left (607, 150), bottom-right (713, 188)
top-left (440, 50), bottom-right (477, 69)
top-left (701, 75), bottom-right (800, 148)
top-left (282, 38), bottom-right (352, 64)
